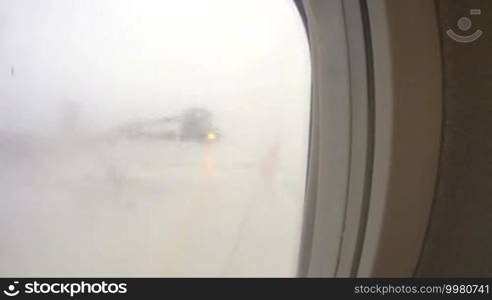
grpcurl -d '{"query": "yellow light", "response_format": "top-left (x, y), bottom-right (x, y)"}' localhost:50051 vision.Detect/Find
top-left (207, 132), bottom-right (216, 140)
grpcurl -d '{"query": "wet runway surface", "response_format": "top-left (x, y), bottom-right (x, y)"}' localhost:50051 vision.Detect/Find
top-left (0, 137), bottom-right (306, 276)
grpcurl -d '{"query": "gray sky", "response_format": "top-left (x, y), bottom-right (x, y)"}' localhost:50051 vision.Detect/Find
top-left (0, 0), bottom-right (310, 138)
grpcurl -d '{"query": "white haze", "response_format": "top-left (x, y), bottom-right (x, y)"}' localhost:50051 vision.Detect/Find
top-left (0, 0), bottom-right (311, 276)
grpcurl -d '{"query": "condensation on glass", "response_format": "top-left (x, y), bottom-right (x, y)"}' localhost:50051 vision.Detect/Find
top-left (0, 0), bottom-right (311, 276)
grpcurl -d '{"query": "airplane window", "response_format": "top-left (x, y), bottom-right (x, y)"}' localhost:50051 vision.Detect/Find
top-left (0, 0), bottom-right (311, 276)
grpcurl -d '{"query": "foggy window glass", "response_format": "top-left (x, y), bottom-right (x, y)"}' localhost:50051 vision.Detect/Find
top-left (0, 0), bottom-right (311, 276)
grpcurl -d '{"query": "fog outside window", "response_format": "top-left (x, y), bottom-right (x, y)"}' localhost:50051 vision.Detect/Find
top-left (0, 0), bottom-right (311, 276)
